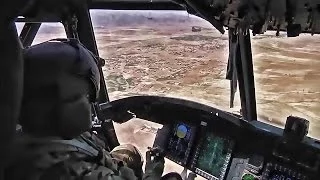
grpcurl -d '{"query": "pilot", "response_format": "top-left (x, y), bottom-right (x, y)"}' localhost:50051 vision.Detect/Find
top-left (5, 38), bottom-right (165, 180)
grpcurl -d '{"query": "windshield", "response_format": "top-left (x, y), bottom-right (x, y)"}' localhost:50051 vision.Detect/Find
top-left (91, 10), bottom-right (233, 108)
top-left (90, 10), bottom-right (320, 139)
top-left (252, 34), bottom-right (320, 138)
top-left (16, 10), bottom-right (319, 139)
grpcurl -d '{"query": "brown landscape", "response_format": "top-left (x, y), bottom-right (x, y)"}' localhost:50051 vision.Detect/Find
top-left (25, 10), bottom-right (320, 177)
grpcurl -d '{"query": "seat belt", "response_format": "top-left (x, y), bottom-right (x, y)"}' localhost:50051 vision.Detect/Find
top-left (49, 138), bottom-right (99, 157)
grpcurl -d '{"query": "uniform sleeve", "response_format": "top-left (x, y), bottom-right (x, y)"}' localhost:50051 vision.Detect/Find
top-left (81, 166), bottom-right (132, 180)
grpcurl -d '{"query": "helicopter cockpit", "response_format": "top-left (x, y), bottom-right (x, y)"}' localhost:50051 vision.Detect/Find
top-left (1, 0), bottom-right (320, 180)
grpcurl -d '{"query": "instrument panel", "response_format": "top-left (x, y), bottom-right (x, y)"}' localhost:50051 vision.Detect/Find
top-left (153, 120), bottom-right (314, 180)
top-left (262, 163), bottom-right (307, 180)
top-left (104, 96), bottom-right (319, 180)
top-left (154, 121), bottom-right (235, 180)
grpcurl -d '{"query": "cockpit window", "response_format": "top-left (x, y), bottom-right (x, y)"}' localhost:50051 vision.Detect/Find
top-left (16, 22), bottom-right (66, 45)
top-left (252, 34), bottom-right (320, 138)
top-left (90, 10), bottom-right (236, 111)
top-left (16, 22), bottom-right (25, 35)
top-left (32, 23), bottom-right (66, 45)
top-left (90, 10), bottom-right (320, 139)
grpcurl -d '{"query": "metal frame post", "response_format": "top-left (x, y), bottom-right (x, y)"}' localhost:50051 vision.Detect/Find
top-left (19, 23), bottom-right (41, 47)
top-left (237, 30), bottom-right (257, 121)
top-left (75, 2), bottom-right (119, 148)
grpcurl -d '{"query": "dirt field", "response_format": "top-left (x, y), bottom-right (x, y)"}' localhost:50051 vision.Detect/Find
top-left (25, 11), bottom-right (320, 178)
top-left (252, 34), bottom-right (320, 137)
top-left (94, 26), bottom-right (320, 136)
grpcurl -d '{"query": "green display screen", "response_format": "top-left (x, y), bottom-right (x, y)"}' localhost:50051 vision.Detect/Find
top-left (196, 133), bottom-right (233, 179)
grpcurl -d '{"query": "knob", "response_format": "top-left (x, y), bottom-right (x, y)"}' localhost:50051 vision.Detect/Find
top-left (242, 174), bottom-right (255, 180)
top-left (283, 116), bottom-right (309, 142)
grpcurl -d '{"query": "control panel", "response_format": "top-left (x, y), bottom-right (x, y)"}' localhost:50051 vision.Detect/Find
top-left (153, 119), bottom-right (315, 180)
top-left (262, 163), bottom-right (307, 180)
top-left (106, 94), bottom-right (320, 180)
top-left (227, 155), bottom-right (264, 180)
top-left (154, 121), bottom-right (235, 180)
top-left (226, 155), bottom-right (308, 180)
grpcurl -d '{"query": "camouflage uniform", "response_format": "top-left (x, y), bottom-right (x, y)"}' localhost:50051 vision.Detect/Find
top-left (5, 131), bottom-right (164, 180)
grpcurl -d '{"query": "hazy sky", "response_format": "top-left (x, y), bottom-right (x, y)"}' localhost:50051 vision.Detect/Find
top-left (16, 10), bottom-right (210, 32)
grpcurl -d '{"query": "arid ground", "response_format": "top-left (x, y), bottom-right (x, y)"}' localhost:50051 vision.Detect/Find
top-left (25, 10), bottom-right (320, 178)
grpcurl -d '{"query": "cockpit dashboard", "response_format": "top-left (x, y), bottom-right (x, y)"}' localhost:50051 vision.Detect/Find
top-left (153, 119), bottom-right (319, 180)
top-left (103, 96), bottom-right (320, 180)
top-left (154, 120), bottom-right (316, 180)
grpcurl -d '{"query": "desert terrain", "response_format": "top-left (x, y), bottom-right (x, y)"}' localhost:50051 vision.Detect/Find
top-left (20, 10), bottom-right (320, 178)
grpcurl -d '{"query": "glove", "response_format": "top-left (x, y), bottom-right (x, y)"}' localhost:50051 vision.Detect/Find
top-left (119, 165), bottom-right (138, 180)
top-left (143, 147), bottom-right (165, 180)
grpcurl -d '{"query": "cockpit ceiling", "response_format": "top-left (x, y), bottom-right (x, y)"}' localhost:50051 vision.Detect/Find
top-left (91, 0), bottom-right (172, 2)
top-left (90, 0), bottom-right (320, 35)
top-left (20, 0), bottom-right (320, 35)
top-left (89, 0), bottom-right (185, 10)
top-left (91, 0), bottom-right (176, 3)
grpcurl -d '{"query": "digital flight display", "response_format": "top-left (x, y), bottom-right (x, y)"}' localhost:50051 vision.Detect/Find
top-left (195, 133), bottom-right (234, 180)
top-left (167, 123), bottom-right (196, 165)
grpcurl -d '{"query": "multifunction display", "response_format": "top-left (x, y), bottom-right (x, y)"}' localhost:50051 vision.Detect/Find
top-left (166, 123), bottom-right (197, 165)
top-left (195, 133), bottom-right (234, 180)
